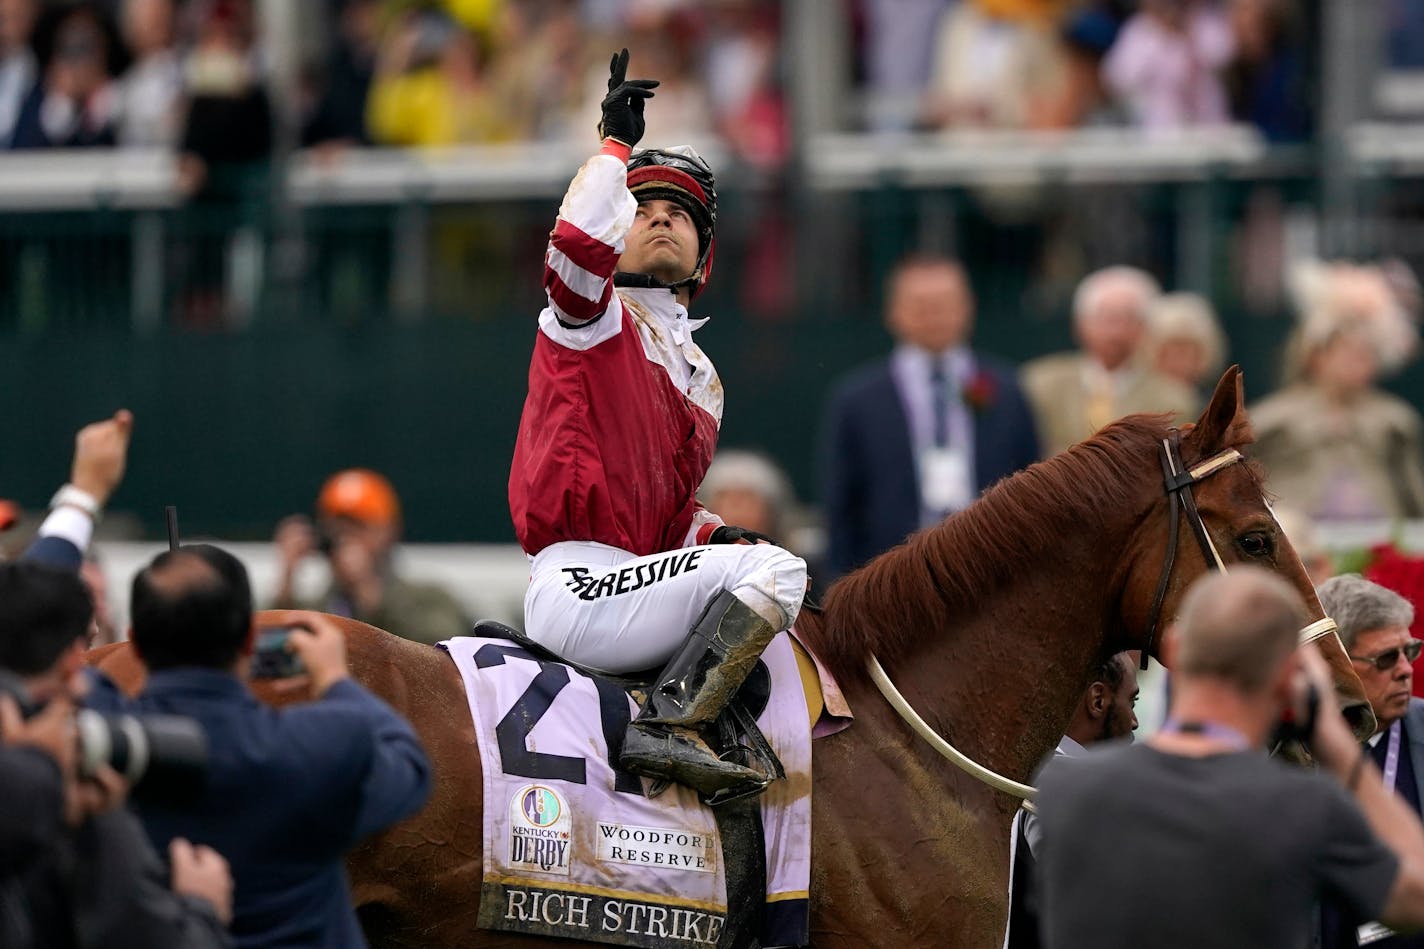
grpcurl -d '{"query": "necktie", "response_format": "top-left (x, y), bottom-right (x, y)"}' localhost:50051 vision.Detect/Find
top-left (930, 361), bottom-right (951, 448)
top-left (1085, 372), bottom-right (1114, 432)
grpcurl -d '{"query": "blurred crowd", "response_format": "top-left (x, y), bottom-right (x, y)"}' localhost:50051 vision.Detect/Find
top-left (0, 0), bottom-right (272, 186)
top-left (0, 0), bottom-right (788, 166)
top-left (857, 0), bottom-right (1314, 140)
top-left (5, 0), bottom-right (1423, 166)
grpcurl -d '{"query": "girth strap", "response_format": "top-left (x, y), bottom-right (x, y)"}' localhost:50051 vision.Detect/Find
top-left (711, 796), bottom-right (765, 949)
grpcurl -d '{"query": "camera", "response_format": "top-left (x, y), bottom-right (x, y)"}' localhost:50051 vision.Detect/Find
top-left (1272, 680), bottom-right (1321, 748)
top-left (250, 626), bottom-right (306, 679)
top-left (0, 671), bottom-right (208, 804)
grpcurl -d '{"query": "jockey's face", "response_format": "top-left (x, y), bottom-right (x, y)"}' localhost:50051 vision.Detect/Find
top-left (619, 199), bottom-right (700, 288)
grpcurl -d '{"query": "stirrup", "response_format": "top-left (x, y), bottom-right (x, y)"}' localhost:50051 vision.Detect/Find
top-left (703, 781), bottom-right (769, 808)
top-left (621, 721), bottom-right (765, 795)
top-left (701, 746), bottom-right (773, 807)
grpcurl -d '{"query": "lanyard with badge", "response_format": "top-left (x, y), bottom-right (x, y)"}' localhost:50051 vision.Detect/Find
top-left (920, 361), bottom-right (973, 517)
top-left (1357, 721), bottom-right (1403, 946)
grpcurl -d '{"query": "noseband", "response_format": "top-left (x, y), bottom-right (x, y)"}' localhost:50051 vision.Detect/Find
top-left (870, 426), bottom-right (1341, 804)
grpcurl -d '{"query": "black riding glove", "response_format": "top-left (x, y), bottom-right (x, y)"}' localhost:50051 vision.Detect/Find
top-left (598, 48), bottom-right (658, 149)
top-left (709, 525), bottom-right (777, 546)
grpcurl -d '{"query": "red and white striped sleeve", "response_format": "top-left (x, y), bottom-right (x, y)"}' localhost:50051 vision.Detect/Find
top-left (543, 145), bottom-right (637, 327)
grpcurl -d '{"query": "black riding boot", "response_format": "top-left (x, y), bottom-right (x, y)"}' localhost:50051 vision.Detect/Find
top-left (620, 590), bottom-right (780, 797)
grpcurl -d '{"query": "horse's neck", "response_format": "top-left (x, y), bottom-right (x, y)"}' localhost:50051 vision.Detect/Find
top-left (847, 559), bottom-right (1114, 791)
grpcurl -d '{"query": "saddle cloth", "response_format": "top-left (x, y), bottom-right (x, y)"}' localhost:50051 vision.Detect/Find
top-left (440, 632), bottom-right (812, 949)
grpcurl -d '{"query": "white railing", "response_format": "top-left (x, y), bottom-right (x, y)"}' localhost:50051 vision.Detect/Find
top-left (12, 123), bottom-right (1424, 215)
top-left (0, 126), bottom-right (1320, 211)
top-left (0, 149), bottom-right (178, 210)
top-left (802, 125), bottom-right (1279, 189)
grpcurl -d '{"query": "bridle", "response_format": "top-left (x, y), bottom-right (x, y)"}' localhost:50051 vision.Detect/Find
top-left (868, 427), bottom-right (1342, 804)
top-left (1141, 429), bottom-right (1340, 660)
top-left (1140, 429), bottom-right (1243, 670)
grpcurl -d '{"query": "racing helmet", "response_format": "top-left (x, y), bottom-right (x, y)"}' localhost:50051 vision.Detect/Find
top-left (625, 145), bottom-right (717, 296)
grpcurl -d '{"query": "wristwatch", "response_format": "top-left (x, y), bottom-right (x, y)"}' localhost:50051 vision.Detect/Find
top-left (49, 484), bottom-right (102, 519)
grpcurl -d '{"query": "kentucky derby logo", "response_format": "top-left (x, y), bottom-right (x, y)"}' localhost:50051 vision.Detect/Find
top-left (520, 786), bottom-right (562, 827)
top-left (508, 785), bottom-right (572, 876)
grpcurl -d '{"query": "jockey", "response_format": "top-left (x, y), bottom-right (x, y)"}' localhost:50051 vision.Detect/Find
top-left (509, 49), bottom-right (807, 799)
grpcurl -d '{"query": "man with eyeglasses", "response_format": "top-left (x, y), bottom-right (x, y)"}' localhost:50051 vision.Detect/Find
top-left (1319, 573), bottom-right (1424, 949)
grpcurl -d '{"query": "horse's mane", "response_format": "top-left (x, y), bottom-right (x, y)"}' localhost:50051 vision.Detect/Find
top-left (811, 414), bottom-right (1209, 682)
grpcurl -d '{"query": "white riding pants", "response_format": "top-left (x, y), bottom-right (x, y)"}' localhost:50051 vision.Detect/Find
top-left (524, 540), bottom-right (808, 675)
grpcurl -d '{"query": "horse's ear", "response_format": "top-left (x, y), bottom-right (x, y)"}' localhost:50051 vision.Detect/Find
top-left (1189, 365), bottom-right (1253, 451)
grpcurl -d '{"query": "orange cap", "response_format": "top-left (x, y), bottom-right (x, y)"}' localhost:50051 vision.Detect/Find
top-left (316, 469), bottom-right (401, 525)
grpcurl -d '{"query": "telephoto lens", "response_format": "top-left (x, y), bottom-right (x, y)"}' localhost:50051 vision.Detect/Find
top-left (74, 710), bottom-right (208, 804)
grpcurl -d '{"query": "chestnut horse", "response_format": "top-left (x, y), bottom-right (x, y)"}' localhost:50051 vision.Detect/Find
top-left (91, 368), bottom-right (1371, 948)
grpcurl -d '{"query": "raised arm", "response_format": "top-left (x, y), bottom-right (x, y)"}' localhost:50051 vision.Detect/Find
top-left (542, 49), bottom-right (657, 327)
top-left (24, 410), bottom-right (134, 571)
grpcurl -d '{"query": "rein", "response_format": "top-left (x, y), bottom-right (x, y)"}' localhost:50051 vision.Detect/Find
top-left (867, 429), bottom-right (1339, 803)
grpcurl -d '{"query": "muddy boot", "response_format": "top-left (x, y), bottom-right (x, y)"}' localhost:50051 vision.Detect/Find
top-left (620, 590), bottom-right (780, 798)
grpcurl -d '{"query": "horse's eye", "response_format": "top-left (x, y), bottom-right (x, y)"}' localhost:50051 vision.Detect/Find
top-left (1238, 531), bottom-right (1274, 558)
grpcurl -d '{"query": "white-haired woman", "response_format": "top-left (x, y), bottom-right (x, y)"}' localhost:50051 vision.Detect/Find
top-left (1148, 292), bottom-right (1228, 393)
top-left (1250, 260), bottom-right (1424, 519)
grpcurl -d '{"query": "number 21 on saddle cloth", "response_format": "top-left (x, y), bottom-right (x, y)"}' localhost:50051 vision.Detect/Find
top-left (439, 630), bottom-right (851, 949)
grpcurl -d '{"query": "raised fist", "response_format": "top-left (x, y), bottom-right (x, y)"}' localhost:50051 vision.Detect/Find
top-left (70, 410), bottom-right (133, 507)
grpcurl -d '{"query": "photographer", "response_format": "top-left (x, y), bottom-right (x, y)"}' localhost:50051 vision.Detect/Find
top-left (271, 468), bottom-right (468, 645)
top-left (89, 543), bottom-right (431, 948)
top-left (0, 561), bottom-right (231, 949)
top-left (1035, 567), bottom-right (1424, 948)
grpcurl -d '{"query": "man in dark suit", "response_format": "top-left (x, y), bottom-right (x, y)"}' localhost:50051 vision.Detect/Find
top-left (1318, 574), bottom-right (1424, 949)
top-left (819, 254), bottom-right (1040, 579)
top-left (88, 544), bottom-right (431, 949)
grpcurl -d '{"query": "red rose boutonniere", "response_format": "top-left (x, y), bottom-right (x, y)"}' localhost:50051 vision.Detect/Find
top-left (961, 369), bottom-right (997, 414)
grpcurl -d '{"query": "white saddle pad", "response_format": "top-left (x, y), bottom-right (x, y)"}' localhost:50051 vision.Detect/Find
top-left (440, 632), bottom-right (812, 948)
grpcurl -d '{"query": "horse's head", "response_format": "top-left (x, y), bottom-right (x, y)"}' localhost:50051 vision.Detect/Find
top-left (1118, 365), bottom-right (1375, 740)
